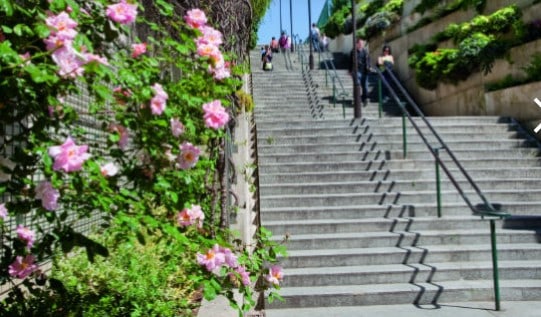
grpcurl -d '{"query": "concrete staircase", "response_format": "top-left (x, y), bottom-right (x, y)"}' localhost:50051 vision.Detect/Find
top-left (251, 48), bottom-right (541, 315)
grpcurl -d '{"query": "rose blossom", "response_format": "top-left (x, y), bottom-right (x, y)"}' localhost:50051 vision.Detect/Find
top-left (220, 246), bottom-right (238, 268)
top-left (202, 100), bottom-right (229, 129)
top-left (265, 265), bottom-right (283, 286)
top-left (16, 225), bottom-right (36, 249)
top-left (51, 46), bottom-right (86, 78)
top-left (9, 255), bottom-right (38, 279)
top-left (185, 8), bottom-right (207, 29)
top-left (109, 124), bottom-right (129, 149)
top-left (35, 181), bottom-right (60, 211)
top-left (131, 43), bottom-right (147, 58)
top-left (170, 118), bottom-right (185, 137)
top-left (177, 204), bottom-right (205, 228)
top-left (48, 137), bottom-right (91, 172)
top-left (197, 26), bottom-right (223, 46)
top-left (100, 162), bottom-right (119, 177)
top-left (0, 203), bottom-right (7, 220)
top-left (196, 244), bottom-right (225, 272)
top-left (150, 83), bottom-right (168, 115)
top-left (45, 11), bottom-right (78, 40)
top-left (235, 265), bottom-right (251, 286)
top-left (106, 0), bottom-right (138, 25)
top-left (177, 142), bottom-right (201, 170)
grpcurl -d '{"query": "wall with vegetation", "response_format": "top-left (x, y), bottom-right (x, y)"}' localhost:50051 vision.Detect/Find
top-left (329, 0), bottom-right (541, 129)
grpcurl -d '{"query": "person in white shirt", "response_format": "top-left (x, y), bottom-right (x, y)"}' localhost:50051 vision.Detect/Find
top-left (311, 23), bottom-right (321, 51)
top-left (320, 33), bottom-right (329, 51)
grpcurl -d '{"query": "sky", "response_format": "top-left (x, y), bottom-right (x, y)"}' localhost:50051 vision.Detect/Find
top-left (257, 0), bottom-right (328, 46)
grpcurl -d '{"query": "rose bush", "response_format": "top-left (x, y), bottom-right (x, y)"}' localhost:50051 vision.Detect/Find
top-left (0, 0), bottom-right (284, 315)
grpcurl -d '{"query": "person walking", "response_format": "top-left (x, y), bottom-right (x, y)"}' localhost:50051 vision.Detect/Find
top-left (270, 37), bottom-right (279, 53)
top-left (278, 32), bottom-right (288, 53)
top-left (320, 33), bottom-right (329, 51)
top-left (311, 23), bottom-right (321, 52)
top-left (350, 38), bottom-right (370, 104)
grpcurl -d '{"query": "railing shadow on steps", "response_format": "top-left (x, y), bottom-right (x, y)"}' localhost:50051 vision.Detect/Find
top-left (319, 50), bottom-right (350, 112)
top-left (294, 43), bottom-right (326, 119)
top-left (375, 65), bottom-right (512, 311)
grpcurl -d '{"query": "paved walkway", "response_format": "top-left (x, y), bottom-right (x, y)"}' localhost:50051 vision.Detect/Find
top-left (263, 301), bottom-right (541, 317)
top-left (198, 298), bottom-right (541, 316)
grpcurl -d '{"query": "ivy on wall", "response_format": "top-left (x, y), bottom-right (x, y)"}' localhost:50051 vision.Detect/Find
top-left (408, 5), bottom-right (524, 89)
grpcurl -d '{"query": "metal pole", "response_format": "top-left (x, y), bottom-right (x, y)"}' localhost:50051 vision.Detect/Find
top-left (308, 0), bottom-right (314, 70)
top-left (280, 0), bottom-right (283, 35)
top-left (402, 113), bottom-right (407, 158)
top-left (332, 77), bottom-right (336, 107)
top-left (490, 219), bottom-right (502, 311)
top-left (378, 75), bottom-right (382, 118)
top-left (290, 0), bottom-right (294, 52)
top-left (435, 148), bottom-right (442, 218)
top-left (352, 0), bottom-right (361, 118)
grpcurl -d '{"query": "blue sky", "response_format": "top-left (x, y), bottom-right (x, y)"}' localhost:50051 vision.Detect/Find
top-left (257, 0), bottom-right (328, 45)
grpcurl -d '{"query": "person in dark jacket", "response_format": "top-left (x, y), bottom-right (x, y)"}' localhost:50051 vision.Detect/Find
top-left (350, 38), bottom-right (370, 103)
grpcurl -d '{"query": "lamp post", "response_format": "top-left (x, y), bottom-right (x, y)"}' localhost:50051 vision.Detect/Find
top-left (279, 0), bottom-right (283, 35)
top-left (352, 0), bottom-right (361, 118)
top-left (290, 0), bottom-right (294, 52)
top-left (308, 0), bottom-right (314, 70)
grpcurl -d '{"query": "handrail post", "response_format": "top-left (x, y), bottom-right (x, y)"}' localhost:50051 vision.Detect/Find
top-left (490, 219), bottom-right (502, 311)
top-left (402, 113), bottom-right (407, 159)
top-left (378, 74), bottom-right (383, 118)
top-left (434, 147), bottom-right (442, 218)
top-left (332, 76), bottom-right (336, 108)
top-left (325, 66), bottom-right (328, 87)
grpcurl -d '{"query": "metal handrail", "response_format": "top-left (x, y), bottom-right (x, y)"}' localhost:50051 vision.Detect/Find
top-left (320, 50), bottom-right (348, 99)
top-left (377, 66), bottom-right (508, 218)
top-left (375, 66), bottom-right (510, 310)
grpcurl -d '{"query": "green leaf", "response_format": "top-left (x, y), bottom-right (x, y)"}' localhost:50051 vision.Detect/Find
top-left (0, 0), bottom-right (13, 16)
top-left (49, 0), bottom-right (66, 12)
top-left (168, 191), bottom-right (178, 203)
top-left (1, 25), bottom-right (12, 34)
top-left (202, 280), bottom-right (217, 301)
top-left (25, 64), bottom-right (59, 84)
top-left (13, 24), bottom-right (23, 36)
top-left (155, 0), bottom-right (173, 16)
top-left (33, 22), bottom-right (50, 38)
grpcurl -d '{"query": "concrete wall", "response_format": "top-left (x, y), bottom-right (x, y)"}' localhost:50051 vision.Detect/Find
top-left (330, 0), bottom-right (541, 125)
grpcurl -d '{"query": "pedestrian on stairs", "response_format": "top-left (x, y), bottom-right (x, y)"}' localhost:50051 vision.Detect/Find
top-left (350, 38), bottom-right (370, 104)
top-left (279, 31), bottom-right (288, 53)
top-left (261, 45), bottom-right (273, 71)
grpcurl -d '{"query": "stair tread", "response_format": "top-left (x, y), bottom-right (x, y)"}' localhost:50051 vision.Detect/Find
top-left (284, 260), bottom-right (541, 275)
top-left (275, 229), bottom-right (534, 241)
top-left (275, 279), bottom-right (541, 296)
top-left (285, 243), bottom-right (541, 257)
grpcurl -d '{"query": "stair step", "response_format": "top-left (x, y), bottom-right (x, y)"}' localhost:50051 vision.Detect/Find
top-left (260, 202), bottom-right (541, 221)
top-left (267, 280), bottom-right (541, 309)
top-left (282, 261), bottom-right (541, 287)
top-left (264, 216), bottom-right (502, 235)
top-left (260, 189), bottom-right (541, 208)
top-left (272, 229), bottom-right (538, 251)
top-left (280, 244), bottom-right (541, 268)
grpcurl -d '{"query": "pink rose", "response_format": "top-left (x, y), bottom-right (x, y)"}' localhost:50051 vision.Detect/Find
top-left (185, 8), bottom-right (207, 29)
top-left (131, 43), bottom-right (147, 58)
top-left (177, 142), bottom-right (200, 170)
top-left (9, 255), bottom-right (38, 279)
top-left (48, 137), bottom-right (91, 172)
top-left (202, 100), bottom-right (229, 129)
top-left (106, 0), bottom-right (138, 25)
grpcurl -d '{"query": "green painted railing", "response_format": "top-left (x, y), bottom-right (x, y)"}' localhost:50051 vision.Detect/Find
top-left (376, 66), bottom-right (510, 311)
